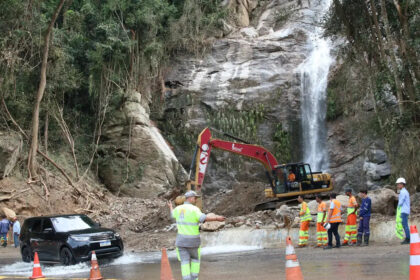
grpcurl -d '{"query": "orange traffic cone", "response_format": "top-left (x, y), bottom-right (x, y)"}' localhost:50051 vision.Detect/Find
top-left (161, 248), bottom-right (175, 280)
top-left (29, 252), bottom-right (44, 279)
top-left (410, 225), bottom-right (420, 280)
top-left (285, 236), bottom-right (304, 280)
top-left (89, 251), bottom-right (103, 280)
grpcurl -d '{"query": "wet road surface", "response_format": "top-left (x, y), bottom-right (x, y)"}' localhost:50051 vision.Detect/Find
top-left (0, 244), bottom-right (410, 279)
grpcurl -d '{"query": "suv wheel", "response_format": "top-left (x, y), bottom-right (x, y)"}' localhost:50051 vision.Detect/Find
top-left (21, 246), bottom-right (32, 263)
top-left (60, 247), bottom-right (75, 265)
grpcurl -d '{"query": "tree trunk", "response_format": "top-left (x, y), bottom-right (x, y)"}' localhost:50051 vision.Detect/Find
top-left (44, 110), bottom-right (49, 155)
top-left (27, 0), bottom-right (66, 180)
top-left (368, 0), bottom-right (386, 60)
top-left (379, 0), bottom-right (404, 115)
top-left (392, 0), bottom-right (417, 102)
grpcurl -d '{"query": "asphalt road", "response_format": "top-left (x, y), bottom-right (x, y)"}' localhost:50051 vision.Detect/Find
top-left (0, 243), bottom-right (410, 280)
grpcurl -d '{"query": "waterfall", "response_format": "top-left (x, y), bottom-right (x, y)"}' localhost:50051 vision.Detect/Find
top-left (300, 0), bottom-right (334, 172)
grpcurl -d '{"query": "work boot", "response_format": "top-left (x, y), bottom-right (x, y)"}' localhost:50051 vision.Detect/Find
top-left (363, 235), bottom-right (369, 246)
top-left (323, 245), bottom-right (333, 250)
top-left (401, 238), bottom-right (410, 245)
top-left (357, 235), bottom-right (362, 246)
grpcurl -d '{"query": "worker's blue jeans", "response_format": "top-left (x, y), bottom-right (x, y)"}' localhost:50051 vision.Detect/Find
top-left (14, 233), bottom-right (19, 248)
top-left (401, 213), bottom-right (410, 240)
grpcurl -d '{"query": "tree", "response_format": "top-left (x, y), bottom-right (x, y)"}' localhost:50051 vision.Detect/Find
top-left (27, 0), bottom-right (66, 181)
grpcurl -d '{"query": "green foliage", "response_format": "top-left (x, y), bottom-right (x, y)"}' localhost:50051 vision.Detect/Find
top-left (326, 87), bottom-right (343, 121)
top-left (0, 0), bottom-right (227, 183)
top-left (206, 104), bottom-right (266, 142)
top-left (272, 124), bottom-right (291, 163)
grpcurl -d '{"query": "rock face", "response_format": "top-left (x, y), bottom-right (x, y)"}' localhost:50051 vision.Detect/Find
top-left (163, 0), bottom-right (332, 192)
top-left (99, 90), bottom-right (188, 198)
top-left (227, 0), bottom-right (259, 27)
top-left (0, 131), bottom-right (22, 178)
top-left (329, 127), bottom-right (392, 192)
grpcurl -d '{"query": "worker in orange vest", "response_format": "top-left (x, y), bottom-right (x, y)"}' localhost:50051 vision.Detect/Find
top-left (342, 189), bottom-right (358, 246)
top-left (297, 195), bottom-right (312, 247)
top-left (288, 169), bottom-right (296, 182)
top-left (324, 193), bottom-right (342, 249)
top-left (315, 194), bottom-right (328, 247)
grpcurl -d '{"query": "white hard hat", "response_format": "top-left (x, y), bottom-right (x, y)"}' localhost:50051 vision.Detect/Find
top-left (396, 178), bottom-right (406, 184)
top-left (323, 223), bottom-right (331, 230)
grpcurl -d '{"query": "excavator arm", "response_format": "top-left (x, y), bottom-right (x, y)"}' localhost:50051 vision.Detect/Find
top-left (185, 127), bottom-right (333, 210)
top-left (190, 127), bottom-right (278, 190)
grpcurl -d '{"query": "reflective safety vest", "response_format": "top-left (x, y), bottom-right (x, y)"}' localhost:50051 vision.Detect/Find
top-left (347, 196), bottom-right (357, 215)
top-left (172, 203), bottom-right (203, 237)
top-left (317, 202), bottom-right (327, 223)
top-left (300, 202), bottom-right (312, 222)
top-left (329, 199), bottom-right (342, 223)
top-left (395, 206), bottom-right (405, 240)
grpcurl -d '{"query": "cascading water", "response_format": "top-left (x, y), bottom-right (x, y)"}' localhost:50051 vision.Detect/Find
top-left (300, 0), bottom-right (334, 172)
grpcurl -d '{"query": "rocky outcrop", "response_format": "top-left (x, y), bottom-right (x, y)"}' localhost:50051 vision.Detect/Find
top-left (0, 131), bottom-right (22, 178)
top-left (227, 0), bottom-right (259, 27)
top-left (328, 126), bottom-right (392, 192)
top-left (99, 90), bottom-right (188, 198)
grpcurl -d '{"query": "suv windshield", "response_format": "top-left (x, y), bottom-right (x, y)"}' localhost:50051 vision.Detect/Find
top-left (51, 215), bottom-right (96, 232)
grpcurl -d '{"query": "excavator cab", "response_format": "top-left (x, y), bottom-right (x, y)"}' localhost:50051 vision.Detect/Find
top-left (267, 162), bottom-right (333, 198)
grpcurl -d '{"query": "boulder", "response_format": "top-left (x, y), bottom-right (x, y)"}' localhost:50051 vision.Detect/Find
top-left (411, 193), bottom-right (420, 214)
top-left (100, 89), bottom-right (188, 198)
top-left (1, 207), bottom-right (16, 219)
top-left (366, 149), bottom-right (387, 164)
top-left (201, 221), bottom-right (225, 231)
top-left (336, 195), bottom-right (349, 208)
top-left (369, 188), bottom-right (398, 215)
top-left (0, 131), bottom-right (22, 178)
top-left (307, 200), bottom-right (318, 215)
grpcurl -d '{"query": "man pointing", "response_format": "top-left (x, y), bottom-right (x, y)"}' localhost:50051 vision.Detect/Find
top-left (168, 190), bottom-right (225, 280)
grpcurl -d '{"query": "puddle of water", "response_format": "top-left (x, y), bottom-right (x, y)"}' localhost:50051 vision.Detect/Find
top-left (0, 245), bottom-right (260, 277)
top-left (0, 261), bottom-right (90, 276)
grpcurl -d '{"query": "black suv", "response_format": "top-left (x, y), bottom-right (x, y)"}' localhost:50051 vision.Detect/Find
top-left (20, 214), bottom-right (123, 265)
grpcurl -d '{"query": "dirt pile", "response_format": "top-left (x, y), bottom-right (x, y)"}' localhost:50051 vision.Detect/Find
top-left (0, 176), bottom-right (176, 251)
top-left (0, 177), bottom-right (108, 218)
top-left (204, 181), bottom-right (268, 216)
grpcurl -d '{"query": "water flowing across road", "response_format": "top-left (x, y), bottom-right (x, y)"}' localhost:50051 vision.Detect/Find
top-left (300, 0), bottom-right (334, 172)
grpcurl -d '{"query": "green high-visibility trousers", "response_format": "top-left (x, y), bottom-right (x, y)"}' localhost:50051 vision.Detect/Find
top-left (177, 247), bottom-right (201, 280)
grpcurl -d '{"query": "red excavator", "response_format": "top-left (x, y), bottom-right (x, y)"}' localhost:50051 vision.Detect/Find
top-left (187, 127), bottom-right (333, 210)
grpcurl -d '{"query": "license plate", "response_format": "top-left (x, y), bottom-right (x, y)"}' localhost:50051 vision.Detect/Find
top-left (100, 240), bottom-right (111, 247)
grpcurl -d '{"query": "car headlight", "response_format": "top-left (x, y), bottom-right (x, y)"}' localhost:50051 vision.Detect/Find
top-left (114, 232), bottom-right (120, 238)
top-left (70, 235), bottom-right (90, 242)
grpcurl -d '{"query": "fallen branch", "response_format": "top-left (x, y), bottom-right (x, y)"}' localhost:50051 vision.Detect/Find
top-left (37, 150), bottom-right (82, 195)
top-left (1, 96), bottom-right (28, 139)
top-left (1, 97), bottom-right (82, 196)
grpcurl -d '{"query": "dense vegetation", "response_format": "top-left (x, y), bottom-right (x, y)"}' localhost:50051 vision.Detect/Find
top-left (325, 0), bottom-right (420, 190)
top-left (0, 0), bottom-right (226, 180)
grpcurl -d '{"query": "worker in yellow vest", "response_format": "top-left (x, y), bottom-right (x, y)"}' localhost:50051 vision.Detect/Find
top-left (316, 194), bottom-right (327, 247)
top-left (168, 191), bottom-right (225, 280)
top-left (297, 195), bottom-right (312, 247)
top-left (343, 189), bottom-right (358, 246)
top-left (324, 193), bottom-right (342, 249)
